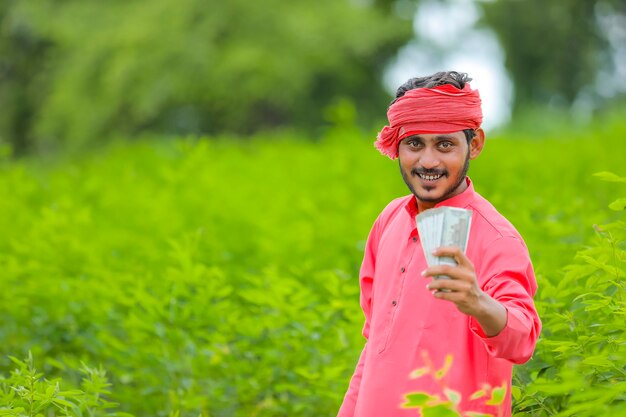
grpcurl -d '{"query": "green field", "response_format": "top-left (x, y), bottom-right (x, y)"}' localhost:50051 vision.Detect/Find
top-left (1, 118), bottom-right (625, 416)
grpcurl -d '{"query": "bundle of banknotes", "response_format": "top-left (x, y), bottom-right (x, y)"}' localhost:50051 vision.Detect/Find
top-left (415, 207), bottom-right (472, 279)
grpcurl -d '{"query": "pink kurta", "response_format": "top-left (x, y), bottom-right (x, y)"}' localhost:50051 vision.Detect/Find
top-left (338, 178), bottom-right (541, 417)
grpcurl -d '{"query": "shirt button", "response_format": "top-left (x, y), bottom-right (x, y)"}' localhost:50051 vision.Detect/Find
top-left (412, 237), bottom-right (417, 242)
top-left (400, 267), bottom-right (406, 273)
top-left (392, 300), bottom-right (397, 306)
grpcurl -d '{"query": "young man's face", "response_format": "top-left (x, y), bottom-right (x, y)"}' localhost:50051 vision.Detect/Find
top-left (398, 130), bottom-right (484, 211)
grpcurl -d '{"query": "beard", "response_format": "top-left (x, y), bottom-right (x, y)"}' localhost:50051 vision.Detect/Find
top-left (399, 149), bottom-right (470, 204)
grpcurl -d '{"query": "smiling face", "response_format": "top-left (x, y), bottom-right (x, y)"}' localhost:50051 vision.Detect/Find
top-left (398, 129), bottom-right (485, 212)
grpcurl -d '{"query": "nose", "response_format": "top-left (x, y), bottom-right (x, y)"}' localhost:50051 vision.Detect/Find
top-left (419, 146), bottom-right (440, 169)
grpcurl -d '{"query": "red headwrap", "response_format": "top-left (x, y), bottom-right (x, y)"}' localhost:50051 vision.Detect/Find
top-left (375, 83), bottom-right (483, 159)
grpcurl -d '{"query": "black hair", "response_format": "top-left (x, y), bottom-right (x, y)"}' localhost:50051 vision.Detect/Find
top-left (394, 71), bottom-right (476, 143)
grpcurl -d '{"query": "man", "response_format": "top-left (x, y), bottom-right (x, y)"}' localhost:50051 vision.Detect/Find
top-left (337, 71), bottom-right (541, 417)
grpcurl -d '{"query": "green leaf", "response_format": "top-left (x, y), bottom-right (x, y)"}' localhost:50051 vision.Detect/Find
top-left (409, 367), bottom-right (429, 379)
top-left (577, 255), bottom-right (626, 278)
top-left (608, 198), bottom-right (626, 211)
top-left (51, 398), bottom-right (76, 408)
top-left (593, 171), bottom-right (626, 183)
top-left (581, 355), bottom-right (614, 368)
top-left (485, 385), bottom-right (507, 406)
top-left (8, 356), bottom-right (26, 368)
top-left (45, 384), bottom-right (57, 398)
top-left (45, 358), bottom-right (67, 371)
top-left (402, 392), bottom-right (439, 408)
top-left (469, 389), bottom-right (486, 400)
top-left (422, 404), bottom-right (460, 417)
top-left (444, 388), bottom-right (461, 406)
top-left (435, 354), bottom-right (454, 380)
top-left (57, 390), bottom-right (84, 397)
top-left (510, 385), bottom-right (521, 401)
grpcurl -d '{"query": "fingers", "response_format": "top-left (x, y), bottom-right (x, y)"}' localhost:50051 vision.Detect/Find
top-left (421, 249), bottom-right (482, 316)
top-left (425, 276), bottom-right (481, 315)
top-left (431, 288), bottom-right (467, 302)
top-left (426, 276), bottom-right (471, 293)
top-left (431, 246), bottom-right (471, 268)
top-left (421, 263), bottom-right (473, 282)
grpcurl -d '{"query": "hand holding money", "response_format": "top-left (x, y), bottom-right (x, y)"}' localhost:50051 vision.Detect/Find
top-left (416, 207), bottom-right (479, 311)
top-left (416, 207), bottom-right (508, 334)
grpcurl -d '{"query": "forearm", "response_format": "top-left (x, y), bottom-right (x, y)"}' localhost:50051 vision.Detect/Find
top-left (472, 292), bottom-right (507, 337)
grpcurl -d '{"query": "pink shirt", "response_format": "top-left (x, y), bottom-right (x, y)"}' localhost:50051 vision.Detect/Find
top-left (338, 178), bottom-right (541, 417)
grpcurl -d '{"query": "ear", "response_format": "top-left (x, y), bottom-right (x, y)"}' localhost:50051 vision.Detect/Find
top-left (469, 128), bottom-right (485, 160)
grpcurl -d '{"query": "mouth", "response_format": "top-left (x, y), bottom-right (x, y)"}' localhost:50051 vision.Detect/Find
top-left (418, 173), bottom-right (444, 182)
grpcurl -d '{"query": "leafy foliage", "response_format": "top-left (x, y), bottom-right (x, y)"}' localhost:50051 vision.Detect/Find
top-left (0, 117), bottom-right (625, 416)
top-left (0, 352), bottom-right (130, 417)
top-left (512, 173), bottom-right (626, 417)
top-left (402, 351), bottom-right (507, 417)
top-left (0, 0), bottom-right (411, 153)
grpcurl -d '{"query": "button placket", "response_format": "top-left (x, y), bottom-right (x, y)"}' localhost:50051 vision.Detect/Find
top-left (377, 231), bottom-right (419, 354)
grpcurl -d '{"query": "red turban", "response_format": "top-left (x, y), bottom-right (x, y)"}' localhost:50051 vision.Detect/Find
top-left (375, 83), bottom-right (483, 159)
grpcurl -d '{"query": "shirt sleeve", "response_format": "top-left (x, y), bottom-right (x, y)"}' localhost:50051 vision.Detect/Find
top-left (337, 217), bottom-right (380, 416)
top-left (468, 236), bottom-right (542, 364)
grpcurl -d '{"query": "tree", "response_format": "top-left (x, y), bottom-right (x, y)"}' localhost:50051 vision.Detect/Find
top-left (477, 0), bottom-right (625, 111)
top-left (0, 0), bottom-right (412, 153)
top-left (0, 0), bottom-right (53, 155)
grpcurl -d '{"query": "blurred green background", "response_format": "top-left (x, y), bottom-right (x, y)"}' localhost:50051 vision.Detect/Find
top-left (1, 0), bottom-right (625, 155)
top-left (1, 1), bottom-right (626, 417)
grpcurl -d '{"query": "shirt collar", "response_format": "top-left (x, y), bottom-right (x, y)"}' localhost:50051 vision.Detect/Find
top-left (403, 176), bottom-right (475, 218)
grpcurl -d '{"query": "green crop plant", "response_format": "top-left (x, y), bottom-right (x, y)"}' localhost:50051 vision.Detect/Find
top-left (0, 352), bottom-right (130, 417)
top-left (511, 172), bottom-right (626, 417)
top-left (0, 114), bottom-right (625, 416)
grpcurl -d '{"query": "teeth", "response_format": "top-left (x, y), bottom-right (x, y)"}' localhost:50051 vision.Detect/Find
top-left (420, 174), bottom-right (442, 181)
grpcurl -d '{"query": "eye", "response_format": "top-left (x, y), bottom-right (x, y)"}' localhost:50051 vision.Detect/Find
top-left (405, 139), bottom-right (422, 149)
top-left (438, 141), bottom-right (453, 150)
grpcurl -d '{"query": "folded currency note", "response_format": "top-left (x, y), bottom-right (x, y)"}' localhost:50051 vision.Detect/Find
top-left (415, 207), bottom-right (472, 279)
